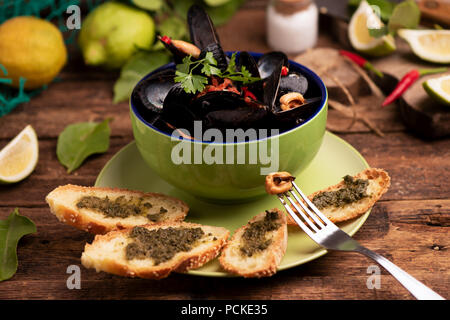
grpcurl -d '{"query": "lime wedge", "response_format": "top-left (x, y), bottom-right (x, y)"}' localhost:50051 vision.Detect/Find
top-left (423, 74), bottom-right (450, 106)
top-left (0, 125), bottom-right (39, 184)
top-left (348, 0), bottom-right (396, 56)
top-left (398, 29), bottom-right (450, 64)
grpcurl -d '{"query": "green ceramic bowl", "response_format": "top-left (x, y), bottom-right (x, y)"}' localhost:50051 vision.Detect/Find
top-left (130, 52), bottom-right (328, 202)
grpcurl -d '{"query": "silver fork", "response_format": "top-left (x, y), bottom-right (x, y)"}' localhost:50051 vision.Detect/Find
top-left (278, 181), bottom-right (445, 300)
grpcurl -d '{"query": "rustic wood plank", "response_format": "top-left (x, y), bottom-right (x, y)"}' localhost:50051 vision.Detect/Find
top-left (0, 200), bottom-right (447, 300)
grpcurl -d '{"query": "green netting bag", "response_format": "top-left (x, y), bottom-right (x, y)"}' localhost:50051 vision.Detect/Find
top-left (0, 0), bottom-right (103, 117)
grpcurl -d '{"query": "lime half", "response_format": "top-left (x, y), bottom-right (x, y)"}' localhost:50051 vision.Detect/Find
top-left (348, 0), bottom-right (396, 56)
top-left (0, 125), bottom-right (39, 184)
top-left (423, 75), bottom-right (450, 106)
top-left (398, 29), bottom-right (450, 64)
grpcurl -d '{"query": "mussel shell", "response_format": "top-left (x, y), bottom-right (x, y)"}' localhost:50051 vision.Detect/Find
top-left (272, 98), bottom-right (321, 126)
top-left (205, 106), bottom-right (269, 130)
top-left (191, 90), bottom-right (247, 117)
top-left (279, 72), bottom-right (308, 96)
top-left (238, 51), bottom-right (260, 78)
top-left (188, 5), bottom-right (221, 51)
top-left (200, 43), bottom-right (228, 72)
top-left (262, 61), bottom-right (283, 111)
top-left (133, 69), bottom-right (175, 114)
top-left (257, 51), bottom-right (288, 79)
top-left (162, 83), bottom-right (198, 130)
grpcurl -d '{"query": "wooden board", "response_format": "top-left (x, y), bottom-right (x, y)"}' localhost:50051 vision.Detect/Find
top-left (328, 17), bottom-right (450, 139)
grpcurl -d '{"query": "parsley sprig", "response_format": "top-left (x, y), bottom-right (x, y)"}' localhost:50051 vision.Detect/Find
top-left (174, 52), bottom-right (260, 94)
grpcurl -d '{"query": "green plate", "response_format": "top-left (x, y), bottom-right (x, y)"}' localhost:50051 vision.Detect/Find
top-left (95, 131), bottom-right (370, 277)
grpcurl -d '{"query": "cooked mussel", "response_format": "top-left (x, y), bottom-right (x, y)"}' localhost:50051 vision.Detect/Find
top-left (162, 83), bottom-right (197, 131)
top-left (272, 96), bottom-right (322, 126)
top-left (188, 5), bottom-right (228, 71)
top-left (257, 51), bottom-right (288, 79)
top-left (133, 69), bottom-right (176, 114)
top-left (279, 72), bottom-right (308, 96)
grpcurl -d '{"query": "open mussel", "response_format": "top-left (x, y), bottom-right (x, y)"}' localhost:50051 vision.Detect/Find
top-left (257, 51), bottom-right (288, 79)
top-left (133, 69), bottom-right (176, 114)
top-left (191, 89), bottom-right (269, 130)
top-left (188, 5), bottom-right (228, 71)
top-left (279, 72), bottom-right (308, 96)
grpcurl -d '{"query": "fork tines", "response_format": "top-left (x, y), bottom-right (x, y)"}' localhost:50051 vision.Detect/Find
top-left (278, 182), bottom-right (331, 236)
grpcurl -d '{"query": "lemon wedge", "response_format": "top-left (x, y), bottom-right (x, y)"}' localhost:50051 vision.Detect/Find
top-left (348, 0), bottom-right (396, 56)
top-left (423, 74), bottom-right (450, 106)
top-left (0, 125), bottom-right (39, 184)
top-left (398, 29), bottom-right (450, 64)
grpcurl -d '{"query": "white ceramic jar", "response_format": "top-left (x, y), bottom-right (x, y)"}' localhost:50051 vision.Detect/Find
top-left (267, 0), bottom-right (319, 54)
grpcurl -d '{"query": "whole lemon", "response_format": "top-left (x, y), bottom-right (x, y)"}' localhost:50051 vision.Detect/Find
top-left (0, 16), bottom-right (67, 89)
top-left (78, 2), bottom-right (155, 69)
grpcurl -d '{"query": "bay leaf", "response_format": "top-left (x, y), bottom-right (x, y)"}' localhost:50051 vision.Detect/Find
top-left (388, 0), bottom-right (420, 33)
top-left (0, 208), bottom-right (36, 282)
top-left (56, 119), bottom-right (111, 173)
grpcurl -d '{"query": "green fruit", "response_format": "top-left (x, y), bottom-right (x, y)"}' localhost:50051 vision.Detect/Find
top-left (78, 2), bottom-right (155, 69)
top-left (348, 0), bottom-right (396, 57)
top-left (423, 75), bottom-right (450, 107)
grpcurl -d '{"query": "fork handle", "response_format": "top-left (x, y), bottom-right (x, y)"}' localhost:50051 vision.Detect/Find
top-left (357, 246), bottom-right (445, 300)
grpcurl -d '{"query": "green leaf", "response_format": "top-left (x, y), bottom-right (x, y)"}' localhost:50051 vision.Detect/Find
top-left (203, 51), bottom-right (218, 66)
top-left (204, 0), bottom-right (231, 7)
top-left (348, 0), bottom-right (394, 22)
top-left (205, 0), bottom-right (245, 26)
top-left (113, 50), bottom-right (171, 103)
top-left (175, 71), bottom-right (208, 93)
top-left (132, 0), bottom-right (164, 11)
top-left (226, 52), bottom-right (238, 73)
top-left (368, 25), bottom-right (388, 38)
top-left (57, 119), bottom-right (111, 173)
top-left (388, 0), bottom-right (421, 33)
top-left (201, 63), bottom-right (221, 76)
top-left (157, 16), bottom-right (188, 40)
top-left (0, 208), bottom-right (36, 282)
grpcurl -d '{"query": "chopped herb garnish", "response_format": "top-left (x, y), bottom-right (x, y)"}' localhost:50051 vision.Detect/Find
top-left (174, 52), bottom-right (260, 94)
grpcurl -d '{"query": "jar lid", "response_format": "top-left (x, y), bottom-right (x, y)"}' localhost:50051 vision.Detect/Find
top-left (274, 0), bottom-right (312, 15)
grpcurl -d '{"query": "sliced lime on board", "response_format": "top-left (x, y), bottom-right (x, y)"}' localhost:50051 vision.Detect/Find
top-left (398, 29), bottom-right (450, 64)
top-left (423, 74), bottom-right (450, 106)
top-left (348, 0), bottom-right (396, 56)
top-left (0, 125), bottom-right (39, 184)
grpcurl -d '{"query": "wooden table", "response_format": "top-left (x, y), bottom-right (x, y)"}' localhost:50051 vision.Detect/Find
top-left (0, 0), bottom-right (448, 300)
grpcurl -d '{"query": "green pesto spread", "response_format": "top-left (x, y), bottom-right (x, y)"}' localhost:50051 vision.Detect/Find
top-left (125, 226), bottom-right (205, 265)
top-left (76, 196), bottom-right (166, 222)
top-left (240, 210), bottom-right (281, 257)
top-left (312, 175), bottom-right (369, 210)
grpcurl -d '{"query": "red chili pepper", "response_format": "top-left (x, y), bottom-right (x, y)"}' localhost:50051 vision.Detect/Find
top-left (242, 87), bottom-right (257, 100)
top-left (281, 66), bottom-right (289, 76)
top-left (339, 50), bottom-right (384, 78)
top-left (160, 35), bottom-right (172, 45)
top-left (382, 67), bottom-right (447, 107)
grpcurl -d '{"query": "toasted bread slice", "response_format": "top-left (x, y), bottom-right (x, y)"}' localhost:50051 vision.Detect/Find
top-left (81, 222), bottom-right (229, 279)
top-left (219, 208), bottom-right (287, 278)
top-left (287, 168), bottom-right (390, 226)
top-left (46, 185), bottom-right (189, 234)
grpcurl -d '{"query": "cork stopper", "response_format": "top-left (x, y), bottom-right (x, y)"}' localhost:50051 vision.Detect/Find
top-left (274, 0), bottom-right (312, 15)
